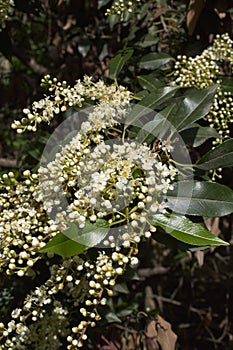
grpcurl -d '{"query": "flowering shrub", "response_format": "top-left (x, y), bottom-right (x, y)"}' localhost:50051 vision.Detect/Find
top-left (1, 71), bottom-right (232, 349)
top-left (0, 76), bottom-right (178, 349)
top-left (0, 1), bottom-right (233, 348)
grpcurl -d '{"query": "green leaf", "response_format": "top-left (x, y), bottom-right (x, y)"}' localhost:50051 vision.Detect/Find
top-left (117, 309), bottom-right (134, 317)
top-left (39, 220), bottom-right (109, 257)
top-left (180, 124), bottom-right (219, 147)
top-left (136, 104), bottom-right (177, 143)
top-left (77, 36), bottom-right (90, 57)
top-left (122, 266), bottom-right (140, 280)
top-left (113, 282), bottom-right (129, 294)
top-left (134, 90), bottom-right (149, 99)
top-left (150, 213), bottom-right (229, 246)
top-left (196, 138), bottom-right (233, 170)
top-left (137, 33), bottom-right (159, 48)
top-left (109, 14), bottom-right (120, 30)
top-left (63, 220), bottom-right (109, 246)
top-left (153, 229), bottom-right (208, 251)
top-left (28, 148), bottom-right (43, 161)
top-left (125, 87), bottom-right (179, 126)
top-left (139, 87), bottom-right (179, 109)
top-left (109, 48), bottom-right (134, 79)
top-left (105, 312), bottom-right (122, 323)
top-left (138, 52), bottom-right (171, 70)
top-left (99, 43), bottom-right (108, 61)
top-left (220, 77), bottom-right (233, 94)
top-left (166, 181), bottom-right (233, 217)
top-left (98, 0), bottom-right (111, 9)
top-left (167, 85), bottom-right (217, 131)
top-left (137, 73), bottom-right (165, 91)
top-left (39, 233), bottom-right (87, 257)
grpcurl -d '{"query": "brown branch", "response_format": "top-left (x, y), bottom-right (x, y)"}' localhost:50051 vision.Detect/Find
top-left (0, 158), bottom-right (18, 168)
top-left (27, 57), bottom-right (48, 76)
top-left (138, 266), bottom-right (169, 278)
top-left (12, 47), bottom-right (48, 76)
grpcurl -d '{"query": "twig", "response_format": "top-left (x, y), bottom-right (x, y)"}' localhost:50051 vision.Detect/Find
top-left (138, 266), bottom-right (169, 278)
top-left (160, 14), bottom-right (168, 33)
top-left (0, 158), bottom-right (17, 168)
top-left (153, 294), bottom-right (182, 306)
top-left (12, 47), bottom-right (48, 76)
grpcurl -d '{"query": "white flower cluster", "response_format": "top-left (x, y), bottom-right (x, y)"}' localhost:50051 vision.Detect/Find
top-left (174, 34), bottom-right (233, 89)
top-left (105, 0), bottom-right (141, 20)
top-left (0, 170), bottom-right (51, 276)
top-left (11, 75), bottom-right (131, 133)
top-left (0, 0), bottom-right (14, 31)
top-left (207, 89), bottom-right (233, 146)
top-left (174, 52), bottom-right (219, 89)
top-left (1, 77), bottom-right (177, 349)
top-left (212, 33), bottom-right (233, 65)
top-left (0, 249), bottom-right (141, 349)
top-left (0, 300), bottom-right (69, 350)
top-left (174, 34), bottom-right (233, 145)
top-left (37, 135), bottom-right (176, 243)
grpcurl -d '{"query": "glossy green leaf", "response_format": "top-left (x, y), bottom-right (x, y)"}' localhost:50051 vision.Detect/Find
top-left (153, 229), bottom-right (208, 251)
top-left (63, 220), bottom-right (109, 246)
top-left (150, 213), bottom-right (229, 246)
top-left (166, 181), bottom-right (233, 217)
top-left (125, 87), bottom-right (179, 126)
top-left (109, 48), bottom-right (134, 79)
top-left (167, 85), bottom-right (217, 131)
top-left (138, 52), bottom-right (171, 70)
top-left (137, 73), bottom-right (165, 91)
top-left (39, 232), bottom-right (87, 257)
top-left (139, 86), bottom-right (179, 109)
top-left (136, 104), bottom-right (177, 143)
top-left (39, 220), bottom-right (109, 257)
top-left (196, 138), bottom-right (233, 170)
top-left (180, 124), bottom-right (219, 147)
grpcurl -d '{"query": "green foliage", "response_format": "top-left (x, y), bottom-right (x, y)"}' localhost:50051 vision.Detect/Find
top-left (137, 73), bottom-right (166, 91)
top-left (166, 85), bottom-right (217, 131)
top-left (40, 221), bottom-right (109, 257)
top-left (109, 48), bottom-right (134, 79)
top-left (133, 85), bottom-right (217, 144)
top-left (166, 181), bottom-right (233, 217)
top-left (39, 232), bottom-right (87, 257)
top-left (150, 213), bottom-right (228, 247)
top-left (196, 138), bottom-right (233, 170)
top-left (138, 52), bottom-right (171, 70)
top-left (180, 124), bottom-right (219, 147)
